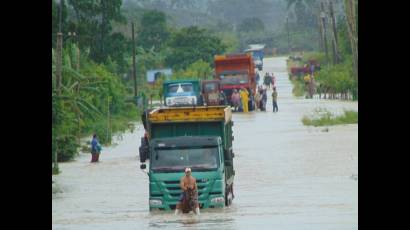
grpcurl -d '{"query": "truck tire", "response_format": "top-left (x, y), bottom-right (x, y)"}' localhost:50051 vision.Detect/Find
top-left (225, 184), bottom-right (233, 206)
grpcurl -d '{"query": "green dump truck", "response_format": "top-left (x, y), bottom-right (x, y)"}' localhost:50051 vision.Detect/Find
top-left (139, 106), bottom-right (235, 211)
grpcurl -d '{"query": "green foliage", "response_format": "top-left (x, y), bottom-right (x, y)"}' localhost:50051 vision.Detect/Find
top-left (66, 0), bottom-right (125, 65)
top-left (138, 10), bottom-right (170, 51)
top-left (302, 52), bottom-right (327, 64)
top-left (302, 108), bottom-right (358, 127)
top-left (52, 43), bottom-right (138, 163)
top-left (238, 17), bottom-right (265, 33)
top-left (171, 60), bottom-right (213, 80)
top-left (315, 60), bottom-right (355, 96)
top-left (290, 77), bottom-right (305, 97)
top-left (337, 17), bottom-right (352, 61)
top-left (166, 26), bottom-right (226, 70)
top-left (216, 32), bottom-right (240, 53)
top-left (56, 135), bottom-right (80, 162)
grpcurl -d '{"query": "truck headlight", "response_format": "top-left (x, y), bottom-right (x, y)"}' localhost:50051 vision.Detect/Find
top-left (211, 197), bottom-right (225, 203)
top-left (149, 199), bottom-right (163, 206)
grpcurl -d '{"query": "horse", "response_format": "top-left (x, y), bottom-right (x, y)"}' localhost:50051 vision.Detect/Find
top-left (175, 187), bottom-right (200, 215)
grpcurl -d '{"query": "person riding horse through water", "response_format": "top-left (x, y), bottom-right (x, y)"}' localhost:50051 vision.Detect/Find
top-left (175, 167), bottom-right (200, 215)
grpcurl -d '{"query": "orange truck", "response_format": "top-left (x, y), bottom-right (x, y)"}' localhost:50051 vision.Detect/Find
top-left (214, 53), bottom-right (256, 111)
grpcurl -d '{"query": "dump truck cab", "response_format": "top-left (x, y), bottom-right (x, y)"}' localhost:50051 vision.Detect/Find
top-left (163, 80), bottom-right (202, 107)
top-left (202, 80), bottom-right (222, 106)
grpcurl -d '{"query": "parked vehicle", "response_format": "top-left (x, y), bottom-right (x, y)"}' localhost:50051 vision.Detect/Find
top-left (214, 53), bottom-right (256, 111)
top-left (163, 80), bottom-right (202, 106)
top-left (202, 80), bottom-right (222, 106)
top-left (244, 44), bottom-right (265, 71)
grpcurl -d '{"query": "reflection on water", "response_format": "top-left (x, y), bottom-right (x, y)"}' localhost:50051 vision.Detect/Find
top-left (52, 57), bottom-right (358, 230)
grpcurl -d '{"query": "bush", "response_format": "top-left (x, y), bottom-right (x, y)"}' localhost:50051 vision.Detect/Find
top-left (302, 52), bottom-right (327, 65)
top-left (315, 61), bottom-right (356, 98)
top-left (171, 59), bottom-right (213, 80)
top-left (56, 135), bottom-right (79, 162)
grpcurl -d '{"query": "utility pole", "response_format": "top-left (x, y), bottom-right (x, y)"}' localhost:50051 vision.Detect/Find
top-left (107, 96), bottom-right (111, 145)
top-left (132, 22), bottom-right (137, 97)
top-left (56, 34), bottom-right (62, 96)
top-left (286, 16), bottom-right (290, 54)
top-left (54, 0), bottom-right (64, 173)
top-left (320, 2), bottom-right (329, 65)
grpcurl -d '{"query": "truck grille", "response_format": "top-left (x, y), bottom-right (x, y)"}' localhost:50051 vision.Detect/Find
top-left (162, 179), bottom-right (210, 200)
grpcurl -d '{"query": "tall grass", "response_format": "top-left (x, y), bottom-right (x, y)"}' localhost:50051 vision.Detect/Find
top-left (302, 108), bottom-right (358, 127)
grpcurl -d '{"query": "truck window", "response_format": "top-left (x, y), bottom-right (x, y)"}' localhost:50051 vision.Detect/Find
top-left (168, 84), bottom-right (180, 93)
top-left (181, 84), bottom-right (193, 92)
top-left (151, 147), bottom-right (219, 172)
top-left (167, 83), bottom-right (193, 93)
top-left (204, 83), bottom-right (217, 92)
top-left (220, 73), bottom-right (248, 85)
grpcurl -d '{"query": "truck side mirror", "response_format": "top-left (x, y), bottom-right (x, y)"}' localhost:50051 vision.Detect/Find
top-left (139, 145), bottom-right (149, 163)
top-left (224, 149), bottom-right (233, 161)
top-left (139, 137), bottom-right (149, 162)
top-left (140, 164), bottom-right (146, 170)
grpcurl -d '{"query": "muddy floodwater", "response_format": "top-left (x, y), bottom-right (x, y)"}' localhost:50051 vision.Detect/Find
top-left (52, 57), bottom-right (358, 230)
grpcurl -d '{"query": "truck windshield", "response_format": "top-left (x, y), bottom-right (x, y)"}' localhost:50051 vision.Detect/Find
top-left (220, 73), bottom-right (248, 85)
top-left (204, 83), bottom-right (217, 92)
top-left (168, 83), bottom-right (193, 93)
top-left (151, 147), bottom-right (219, 172)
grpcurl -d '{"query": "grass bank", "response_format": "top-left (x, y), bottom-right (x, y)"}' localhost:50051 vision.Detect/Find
top-left (286, 58), bottom-right (306, 97)
top-left (302, 108), bottom-right (358, 127)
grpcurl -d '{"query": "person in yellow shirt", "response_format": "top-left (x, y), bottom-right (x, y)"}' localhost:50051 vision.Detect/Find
top-left (303, 74), bottom-right (311, 83)
top-left (240, 88), bottom-right (249, 112)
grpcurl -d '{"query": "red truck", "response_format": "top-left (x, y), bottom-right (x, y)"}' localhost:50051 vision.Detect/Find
top-left (214, 53), bottom-right (256, 111)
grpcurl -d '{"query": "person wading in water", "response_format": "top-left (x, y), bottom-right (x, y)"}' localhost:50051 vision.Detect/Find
top-left (90, 134), bottom-right (102, 162)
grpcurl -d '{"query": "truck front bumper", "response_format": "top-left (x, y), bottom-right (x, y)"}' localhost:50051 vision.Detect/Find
top-left (149, 195), bottom-right (225, 211)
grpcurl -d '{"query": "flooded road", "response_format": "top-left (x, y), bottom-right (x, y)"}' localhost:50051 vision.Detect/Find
top-left (52, 57), bottom-right (358, 230)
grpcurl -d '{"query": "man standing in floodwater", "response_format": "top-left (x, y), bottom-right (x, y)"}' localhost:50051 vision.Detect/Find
top-left (261, 89), bottom-right (267, 111)
top-left (231, 89), bottom-right (240, 111)
top-left (272, 87), bottom-right (278, 112)
top-left (91, 134), bottom-right (102, 162)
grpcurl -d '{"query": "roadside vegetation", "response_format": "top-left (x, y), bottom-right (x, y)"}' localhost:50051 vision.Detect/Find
top-left (302, 108), bottom-right (358, 127)
top-left (285, 0), bottom-right (358, 101)
top-left (52, 0), bottom-right (232, 173)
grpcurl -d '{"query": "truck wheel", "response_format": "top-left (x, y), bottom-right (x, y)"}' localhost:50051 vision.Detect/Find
top-left (225, 185), bottom-right (233, 206)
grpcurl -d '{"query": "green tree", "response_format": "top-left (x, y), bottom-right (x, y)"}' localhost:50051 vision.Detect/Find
top-left (238, 17), bottom-right (265, 33)
top-left (171, 60), bottom-right (213, 80)
top-left (138, 10), bottom-right (170, 51)
top-left (52, 0), bottom-right (69, 48)
top-left (166, 26), bottom-right (226, 70)
top-left (67, 0), bottom-right (125, 63)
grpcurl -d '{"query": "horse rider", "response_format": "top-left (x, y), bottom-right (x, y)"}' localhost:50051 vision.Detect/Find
top-left (175, 167), bottom-right (200, 214)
